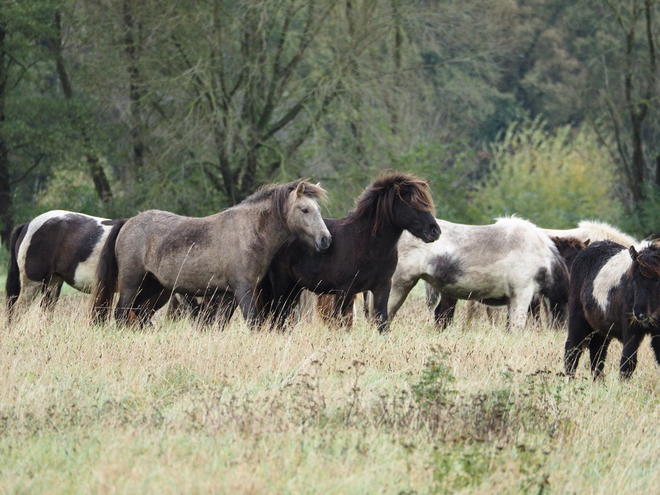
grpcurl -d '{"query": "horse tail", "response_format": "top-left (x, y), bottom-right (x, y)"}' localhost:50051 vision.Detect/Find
top-left (6, 222), bottom-right (28, 316)
top-left (544, 247), bottom-right (570, 326)
top-left (91, 219), bottom-right (127, 322)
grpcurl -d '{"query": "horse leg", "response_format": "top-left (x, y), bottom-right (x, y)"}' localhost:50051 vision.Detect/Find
top-left (649, 330), bottom-right (660, 369)
top-left (371, 287), bottom-right (391, 333)
top-left (115, 272), bottom-right (163, 327)
top-left (619, 328), bottom-right (644, 379)
top-left (507, 287), bottom-right (535, 330)
top-left (335, 294), bottom-right (355, 329)
top-left (41, 279), bottom-right (63, 313)
top-left (387, 276), bottom-right (419, 321)
top-left (136, 289), bottom-right (169, 326)
top-left (434, 295), bottom-right (457, 329)
top-left (14, 279), bottom-right (43, 313)
top-left (425, 282), bottom-right (440, 309)
top-left (212, 292), bottom-right (238, 330)
top-left (587, 333), bottom-right (611, 379)
top-left (564, 311), bottom-right (592, 377)
top-left (234, 284), bottom-right (260, 329)
top-left (362, 291), bottom-right (372, 320)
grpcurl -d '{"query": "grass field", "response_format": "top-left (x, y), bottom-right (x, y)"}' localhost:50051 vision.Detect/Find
top-left (2, 290), bottom-right (660, 494)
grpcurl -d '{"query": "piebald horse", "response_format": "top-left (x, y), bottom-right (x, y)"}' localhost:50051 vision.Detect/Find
top-left (6, 210), bottom-right (123, 320)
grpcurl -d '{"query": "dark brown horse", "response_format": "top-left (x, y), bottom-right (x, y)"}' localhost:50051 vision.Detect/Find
top-left (91, 179), bottom-right (331, 328)
top-left (257, 173), bottom-right (440, 333)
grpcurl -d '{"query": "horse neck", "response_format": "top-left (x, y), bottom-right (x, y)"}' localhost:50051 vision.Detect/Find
top-left (352, 212), bottom-right (403, 254)
top-left (251, 202), bottom-right (294, 257)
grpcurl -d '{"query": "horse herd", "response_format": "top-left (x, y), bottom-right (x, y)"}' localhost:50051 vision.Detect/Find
top-left (5, 172), bottom-right (660, 380)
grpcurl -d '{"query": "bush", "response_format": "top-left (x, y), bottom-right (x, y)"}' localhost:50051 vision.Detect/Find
top-left (475, 119), bottom-right (622, 228)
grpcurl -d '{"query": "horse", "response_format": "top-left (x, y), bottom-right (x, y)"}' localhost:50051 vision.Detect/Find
top-left (542, 219), bottom-right (638, 246)
top-left (425, 219), bottom-right (631, 321)
top-left (565, 240), bottom-right (660, 379)
top-left (390, 216), bottom-right (569, 329)
top-left (5, 210), bottom-right (124, 320)
top-left (91, 179), bottom-right (331, 328)
top-left (256, 172), bottom-right (440, 333)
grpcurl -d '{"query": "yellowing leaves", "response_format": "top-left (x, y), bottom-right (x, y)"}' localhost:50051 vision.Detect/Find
top-left (475, 120), bottom-right (621, 228)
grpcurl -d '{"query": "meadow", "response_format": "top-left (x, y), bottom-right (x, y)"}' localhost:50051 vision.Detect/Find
top-left (2, 289), bottom-right (660, 494)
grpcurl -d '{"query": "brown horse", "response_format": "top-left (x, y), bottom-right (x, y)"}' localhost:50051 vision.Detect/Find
top-left (91, 179), bottom-right (331, 328)
top-left (257, 173), bottom-right (440, 333)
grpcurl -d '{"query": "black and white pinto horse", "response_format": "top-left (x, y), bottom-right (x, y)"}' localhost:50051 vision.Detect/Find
top-left (6, 210), bottom-right (124, 319)
top-left (390, 217), bottom-right (569, 329)
top-left (565, 240), bottom-right (660, 379)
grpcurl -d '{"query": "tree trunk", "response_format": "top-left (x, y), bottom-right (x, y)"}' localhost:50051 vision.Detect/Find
top-left (123, 0), bottom-right (145, 171)
top-left (53, 12), bottom-right (113, 203)
top-left (0, 23), bottom-right (12, 246)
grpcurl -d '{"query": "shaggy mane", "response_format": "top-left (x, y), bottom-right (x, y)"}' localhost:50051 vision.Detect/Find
top-left (635, 242), bottom-right (660, 279)
top-left (349, 172), bottom-right (434, 236)
top-left (242, 179), bottom-right (328, 222)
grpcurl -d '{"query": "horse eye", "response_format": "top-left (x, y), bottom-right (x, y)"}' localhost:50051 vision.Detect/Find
top-left (301, 208), bottom-right (309, 214)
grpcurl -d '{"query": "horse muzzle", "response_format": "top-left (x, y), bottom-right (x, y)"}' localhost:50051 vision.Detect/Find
top-left (316, 234), bottom-right (332, 251)
top-left (422, 225), bottom-right (441, 243)
top-left (632, 310), bottom-right (658, 327)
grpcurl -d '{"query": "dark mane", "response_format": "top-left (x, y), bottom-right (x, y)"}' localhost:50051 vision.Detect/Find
top-left (635, 242), bottom-right (660, 278)
top-left (242, 179), bottom-right (328, 222)
top-left (349, 172), bottom-right (435, 236)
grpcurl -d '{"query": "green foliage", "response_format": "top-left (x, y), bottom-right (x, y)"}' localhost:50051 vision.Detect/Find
top-left (475, 119), bottom-right (622, 227)
top-left (394, 141), bottom-right (487, 223)
top-left (411, 347), bottom-right (455, 407)
top-left (618, 186), bottom-right (660, 239)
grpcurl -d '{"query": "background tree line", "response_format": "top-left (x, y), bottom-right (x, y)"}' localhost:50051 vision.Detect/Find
top-left (1, 0), bottom-right (659, 250)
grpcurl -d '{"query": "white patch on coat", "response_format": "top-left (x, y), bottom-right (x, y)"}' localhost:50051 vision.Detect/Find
top-left (17, 210), bottom-right (71, 286)
top-left (592, 249), bottom-right (631, 313)
top-left (72, 221), bottom-right (114, 292)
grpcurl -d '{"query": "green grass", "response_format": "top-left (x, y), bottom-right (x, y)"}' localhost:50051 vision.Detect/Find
top-left (1, 292), bottom-right (660, 494)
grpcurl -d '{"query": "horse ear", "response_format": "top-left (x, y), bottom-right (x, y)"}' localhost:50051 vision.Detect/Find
top-left (295, 182), bottom-right (305, 198)
top-left (629, 245), bottom-right (639, 261)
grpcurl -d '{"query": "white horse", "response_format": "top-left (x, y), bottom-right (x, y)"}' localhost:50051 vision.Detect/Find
top-left (425, 219), bottom-right (640, 319)
top-left (390, 217), bottom-right (569, 329)
top-left (541, 220), bottom-right (638, 247)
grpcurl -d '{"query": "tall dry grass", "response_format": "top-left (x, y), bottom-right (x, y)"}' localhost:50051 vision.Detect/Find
top-left (1, 291), bottom-right (660, 494)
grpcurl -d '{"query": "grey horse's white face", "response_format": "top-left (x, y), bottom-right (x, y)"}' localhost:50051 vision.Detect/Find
top-left (285, 184), bottom-right (332, 251)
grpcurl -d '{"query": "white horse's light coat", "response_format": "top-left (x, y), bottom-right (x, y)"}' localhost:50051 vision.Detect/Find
top-left (391, 216), bottom-right (567, 329)
top-left (542, 220), bottom-right (638, 247)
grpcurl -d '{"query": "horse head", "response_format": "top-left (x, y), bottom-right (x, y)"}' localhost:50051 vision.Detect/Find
top-left (389, 175), bottom-right (440, 243)
top-left (550, 236), bottom-right (589, 271)
top-left (628, 243), bottom-right (660, 326)
top-left (285, 180), bottom-right (332, 251)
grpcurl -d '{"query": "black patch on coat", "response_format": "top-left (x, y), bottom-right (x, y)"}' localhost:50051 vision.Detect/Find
top-left (429, 254), bottom-right (463, 287)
